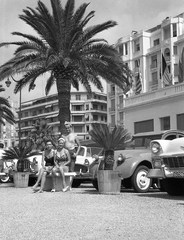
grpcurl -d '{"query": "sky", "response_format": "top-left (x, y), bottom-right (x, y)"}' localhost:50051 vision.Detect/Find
top-left (1, 0), bottom-right (184, 104)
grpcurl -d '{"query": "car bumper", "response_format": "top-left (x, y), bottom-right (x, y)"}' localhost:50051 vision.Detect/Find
top-left (147, 167), bottom-right (184, 179)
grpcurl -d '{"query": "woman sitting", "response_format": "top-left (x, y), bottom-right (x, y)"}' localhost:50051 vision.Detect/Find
top-left (51, 137), bottom-right (71, 192)
top-left (32, 140), bottom-right (55, 193)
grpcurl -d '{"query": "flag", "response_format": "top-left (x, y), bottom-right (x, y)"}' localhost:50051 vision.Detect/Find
top-left (135, 70), bottom-right (142, 95)
top-left (178, 47), bottom-right (184, 83)
top-left (162, 54), bottom-right (172, 86)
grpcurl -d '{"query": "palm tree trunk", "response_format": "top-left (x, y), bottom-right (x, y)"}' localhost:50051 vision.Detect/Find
top-left (104, 150), bottom-right (115, 170)
top-left (55, 70), bottom-right (71, 135)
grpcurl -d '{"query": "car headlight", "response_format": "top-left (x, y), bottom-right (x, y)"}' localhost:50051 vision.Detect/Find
top-left (152, 159), bottom-right (162, 169)
top-left (151, 142), bottom-right (161, 154)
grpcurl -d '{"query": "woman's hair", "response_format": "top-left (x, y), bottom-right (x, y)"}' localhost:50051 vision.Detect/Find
top-left (58, 137), bottom-right (66, 143)
top-left (45, 139), bottom-right (53, 145)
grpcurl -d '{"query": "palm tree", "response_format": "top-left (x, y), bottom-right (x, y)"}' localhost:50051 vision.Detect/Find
top-left (89, 123), bottom-right (130, 170)
top-left (0, 85), bottom-right (16, 125)
top-left (0, 0), bottom-right (132, 134)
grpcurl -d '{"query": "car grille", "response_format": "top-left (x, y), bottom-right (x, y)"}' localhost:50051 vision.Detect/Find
top-left (163, 156), bottom-right (184, 168)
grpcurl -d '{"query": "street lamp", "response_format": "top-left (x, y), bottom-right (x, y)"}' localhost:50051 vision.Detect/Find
top-left (5, 76), bottom-right (36, 148)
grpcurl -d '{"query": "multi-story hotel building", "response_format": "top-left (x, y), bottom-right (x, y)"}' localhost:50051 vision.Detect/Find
top-left (19, 87), bottom-right (107, 144)
top-left (108, 12), bottom-right (184, 135)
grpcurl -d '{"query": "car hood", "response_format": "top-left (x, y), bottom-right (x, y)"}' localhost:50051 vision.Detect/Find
top-left (115, 148), bottom-right (151, 159)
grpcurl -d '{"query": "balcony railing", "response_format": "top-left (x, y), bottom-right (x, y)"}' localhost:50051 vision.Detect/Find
top-left (124, 82), bottom-right (184, 108)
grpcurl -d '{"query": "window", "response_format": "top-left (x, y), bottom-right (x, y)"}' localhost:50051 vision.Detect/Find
top-left (134, 119), bottom-right (154, 134)
top-left (111, 99), bottom-right (115, 111)
top-left (136, 43), bottom-right (140, 52)
top-left (153, 39), bottom-right (160, 46)
top-left (125, 43), bottom-right (128, 55)
top-left (101, 116), bottom-right (104, 121)
top-left (173, 46), bottom-right (177, 55)
top-left (111, 115), bottom-right (115, 127)
top-left (86, 104), bottom-right (89, 110)
top-left (76, 95), bottom-right (81, 100)
top-left (164, 48), bottom-right (170, 61)
top-left (119, 95), bottom-right (124, 104)
top-left (174, 64), bottom-right (179, 76)
top-left (73, 116), bottom-right (83, 122)
top-left (93, 115), bottom-right (98, 121)
top-left (119, 112), bottom-right (124, 121)
top-left (110, 85), bottom-right (115, 96)
top-left (160, 116), bottom-right (170, 130)
top-left (75, 105), bottom-right (81, 111)
top-left (73, 126), bottom-right (83, 133)
top-left (151, 72), bottom-right (158, 84)
top-left (151, 55), bottom-right (157, 69)
top-left (86, 125), bottom-right (89, 132)
top-left (177, 114), bottom-right (184, 130)
top-left (135, 59), bottom-right (140, 68)
top-left (173, 23), bottom-right (177, 37)
top-left (119, 44), bottom-right (123, 55)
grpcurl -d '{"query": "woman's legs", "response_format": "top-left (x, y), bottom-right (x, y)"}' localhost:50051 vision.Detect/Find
top-left (58, 166), bottom-right (67, 190)
top-left (51, 167), bottom-right (57, 192)
top-left (38, 171), bottom-right (47, 193)
top-left (32, 167), bottom-right (44, 190)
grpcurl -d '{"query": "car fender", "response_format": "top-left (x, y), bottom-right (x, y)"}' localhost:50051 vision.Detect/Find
top-left (115, 152), bottom-right (152, 179)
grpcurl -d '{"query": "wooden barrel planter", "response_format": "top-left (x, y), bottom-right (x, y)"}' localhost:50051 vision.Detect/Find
top-left (97, 170), bottom-right (122, 194)
top-left (13, 172), bottom-right (30, 188)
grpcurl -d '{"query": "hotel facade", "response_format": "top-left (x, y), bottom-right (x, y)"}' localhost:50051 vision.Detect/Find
top-left (108, 13), bottom-right (184, 135)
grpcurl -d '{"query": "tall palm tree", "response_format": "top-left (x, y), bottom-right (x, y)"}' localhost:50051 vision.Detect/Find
top-left (0, 85), bottom-right (16, 125)
top-left (0, 0), bottom-right (131, 134)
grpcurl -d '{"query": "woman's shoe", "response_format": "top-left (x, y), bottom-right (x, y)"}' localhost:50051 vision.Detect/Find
top-left (51, 189), bottom-right (56, 192)
top-left (62, 186), bottom-right (69, 192)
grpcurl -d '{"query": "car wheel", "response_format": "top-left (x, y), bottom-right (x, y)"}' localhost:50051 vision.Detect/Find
top-left (0, 175), bottom-right (10, 183)
top-left (92, 179), bottom-right (98, 190)
top-left (163, 179), bottom-right (184, 196)
top-left (72, 180), bottom-right (81, 188)
top-left (131, 165), bottom-right (152, 193)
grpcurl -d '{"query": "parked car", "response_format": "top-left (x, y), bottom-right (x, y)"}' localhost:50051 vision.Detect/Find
top-left (72, 146), bottom-right (103, 187)
top-left (147, 135), bottom-right (184, 196)
top-left (88, 130), bottom-right (184, 193)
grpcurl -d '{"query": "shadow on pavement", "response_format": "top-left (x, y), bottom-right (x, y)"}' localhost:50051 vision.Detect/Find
top-left (137, 192), bottom-right (184, 201)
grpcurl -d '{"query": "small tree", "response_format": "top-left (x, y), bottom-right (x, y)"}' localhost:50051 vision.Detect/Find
top-left (27, 119), bottom-right (58, 150)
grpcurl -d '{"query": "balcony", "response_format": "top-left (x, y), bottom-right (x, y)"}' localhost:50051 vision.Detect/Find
top-left (124, 82), bottom-right (184, 108)
top-left (147, 44), bottom-right (161, 54)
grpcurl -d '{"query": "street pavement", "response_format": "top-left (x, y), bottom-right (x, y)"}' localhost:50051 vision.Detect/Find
top-left (0, 182), bottom-right (183, 240)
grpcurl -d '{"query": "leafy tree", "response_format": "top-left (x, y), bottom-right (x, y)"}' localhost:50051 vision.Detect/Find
top-left (0, 0), bottom-right (132, 134)
top-left (0, 85), bottom-right (16, 125)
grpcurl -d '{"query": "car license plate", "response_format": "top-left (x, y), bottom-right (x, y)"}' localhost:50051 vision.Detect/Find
top-left (173, 171), bottom-right (184, 178)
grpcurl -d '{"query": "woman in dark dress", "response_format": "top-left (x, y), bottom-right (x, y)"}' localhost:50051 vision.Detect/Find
top-left (51, 138), bottom-right (71, 192)
top-left (32, 140), bottom-right (55, 193)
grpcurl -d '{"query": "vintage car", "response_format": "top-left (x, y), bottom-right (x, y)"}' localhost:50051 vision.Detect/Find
top-left (147, 135), bottom-right (184, 196)
top-left (88, 130), bottom-right (184, 193)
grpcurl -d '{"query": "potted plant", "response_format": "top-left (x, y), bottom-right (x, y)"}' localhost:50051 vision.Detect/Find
top-left (89, 123), bottom-right (130, 194)
top-left (2, 146), bottom-right (39, 188)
